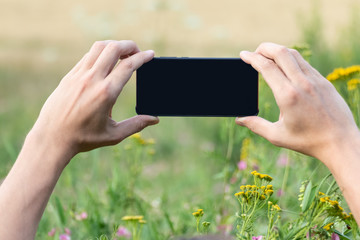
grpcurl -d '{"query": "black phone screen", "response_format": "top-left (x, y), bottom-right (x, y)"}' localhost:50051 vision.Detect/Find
top-left (136, 57), bottom-right (258, 116)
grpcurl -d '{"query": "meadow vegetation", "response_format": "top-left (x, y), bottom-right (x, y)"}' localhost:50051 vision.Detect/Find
top-left (1, 1), bottom-right (360, 239)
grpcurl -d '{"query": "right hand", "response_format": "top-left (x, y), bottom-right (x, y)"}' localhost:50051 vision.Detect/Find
top-left (236, 42), bottom-right (359, 163)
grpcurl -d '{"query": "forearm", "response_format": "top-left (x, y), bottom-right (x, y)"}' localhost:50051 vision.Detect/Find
top-left (319, 130), bottom-right (360, 224)
top-left (0, 129), bottom-right (73, 239)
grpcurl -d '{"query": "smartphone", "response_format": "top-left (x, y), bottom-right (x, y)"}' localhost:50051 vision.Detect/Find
top-left (136, 57), bottom-right (258, 116)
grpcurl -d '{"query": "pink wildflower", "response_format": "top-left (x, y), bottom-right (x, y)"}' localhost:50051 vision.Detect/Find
top-left (237, 160), bottom-right (247, 170)
top-left (64, 228), bottom-right (71, 235)
top-left (230, 177), bottom-right (237, 184)
top-left (59, 234), bottom-right (71, 240)
top-left (252, 163), bottom-right (259, 171)
top-left (252, 236), bottom-right (263, 240)
top-left (331, 233), bottom-right (340, 240)
top-left (48, 228), bottom-right (56, 237)
top-left (277, 154), bottom-right (289, 167)
top-left (116, 226), bottom-right (131, 238)
top-left (277, 189), bottom-right (284, 197)
top-left (76, 211), bottom-right (88, 220)
top-left (216, 224), bottom-right (232, 235)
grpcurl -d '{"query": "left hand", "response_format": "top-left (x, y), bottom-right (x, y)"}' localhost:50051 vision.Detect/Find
top-left (31, 40), bottom-right (159, 159)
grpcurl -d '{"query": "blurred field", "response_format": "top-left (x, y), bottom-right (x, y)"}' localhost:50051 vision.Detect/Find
top-left (1, 0), bottom-right (360, 239)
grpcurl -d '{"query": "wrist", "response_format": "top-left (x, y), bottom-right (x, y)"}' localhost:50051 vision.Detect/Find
top-left (0, 127), bottom-right (75, 239)
top-left (317, 128), bottom-right (360, 188)
top-left (25, 126), bottom-right (76, 170)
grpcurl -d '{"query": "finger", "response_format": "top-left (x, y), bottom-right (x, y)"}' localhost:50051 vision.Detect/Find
top-left (107, 50), bottom-right (155, 96)
top-left (82, 40), bottom-right (113, 69)
top-left (289, 49), bottom-right (323, 80)
top-left (240, 51), bottom-right (289, 94)
top-left (111, 115), bottom-right (159, 142)
top-left (235, 116), bottom-right (279, 145)
top-left (256, 42), bottom-right (304, 81)
top-left (92, 40), bottom-right (140, 77)
top-left (62, 53), bottom-right (89, 79)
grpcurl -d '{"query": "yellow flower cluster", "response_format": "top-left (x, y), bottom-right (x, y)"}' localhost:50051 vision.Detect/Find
top-left (251, 170), bottom-right (273, 182)
top-left (192, 209), bottom-right (204, 217)
top-left (347, 78), bottom-right (360, 91)
top-left (319, 193), bottom-right (351, 220)
top-left (235, 184), bottom-right (274, 202)
top-left (268, 201), bottom-right (281, 211)
top-left (122, 215), bottom-right (147, 224)
top-left (240, 138), bottom-right (251, 160)
top-left (326, 65), bottom-right (360, 81)
top-left (130, 133), bottom-right (156, 146)
top-left (323, 222), bottom-right (334, 231)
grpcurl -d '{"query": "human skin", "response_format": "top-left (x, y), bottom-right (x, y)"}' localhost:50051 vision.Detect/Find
top-left (0, 40), bottom-right (159, 239)
top-left (236, 42), bottom-right (360, 224)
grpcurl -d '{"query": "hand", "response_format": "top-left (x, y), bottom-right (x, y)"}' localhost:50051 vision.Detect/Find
top-left (236, 42), bottom-right (359, 163)
top-left (31, 40), bottom-right (159, 159)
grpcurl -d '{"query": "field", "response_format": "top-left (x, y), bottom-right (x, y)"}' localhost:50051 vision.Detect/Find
top-left (1, 0), bottom-right (360, 239)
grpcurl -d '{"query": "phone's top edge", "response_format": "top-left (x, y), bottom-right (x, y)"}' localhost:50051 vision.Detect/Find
top-left (153, 57), bottom-right (243, 60)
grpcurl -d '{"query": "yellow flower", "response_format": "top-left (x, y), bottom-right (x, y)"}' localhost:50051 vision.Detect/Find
top-left (265, 189), bottom-right (274, 196)
top-left (235, 191), bottom-right (245, 197)
top-left (342, 212), bottom-right (350, 220)
top-left (192, 211), bottom-right (201, 217)
top-left (347, 78), bottom-right (360, 91)
top-left (323, 222), bottom-right (334, 231)
top-left (146, 138), bottom-right (156, 145)
top-left (192, 209), bottom-right (204, 217)
top-left (329, 200), bottom-right (339, 207)
top-left (272, 204), bottom-right (281, 211)
top-left (260, 194), bottom-right (266, 200)
top-left (130, 133), bottom-right (142, 139)
top-left (326, 65), bottom-right (360, 81)
top-left (264, 175), bottom-right (273, 182)
top-left (139, 220), bottom-right (147, 224)
top-left (122, 215), bottom-right (144, 221)
top-left (266, 185), bottom-right (273, 190)
top-left (240, 138), bottom-right (251, 160)
top-left (319, 192), bottom-right (325, 196)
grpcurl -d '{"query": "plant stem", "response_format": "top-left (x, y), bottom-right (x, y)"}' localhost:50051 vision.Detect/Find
top-left (279, 152), bottom-right (290, 206)
top-left (226, 118), bottom-right (235, 160)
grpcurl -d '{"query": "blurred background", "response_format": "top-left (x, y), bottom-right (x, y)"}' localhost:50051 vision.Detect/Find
top-left (1, 0), bottom-right (360, 239)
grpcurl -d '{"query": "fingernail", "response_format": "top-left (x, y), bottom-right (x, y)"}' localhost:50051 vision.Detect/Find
top-left (235, 117), bottom-right (245, 125)
top-left (145, 50), bottom-right (155, 55)
top-left (240, 51), bottom-right (250, 59)
top-left (148, 116), bottom-right (159, 123)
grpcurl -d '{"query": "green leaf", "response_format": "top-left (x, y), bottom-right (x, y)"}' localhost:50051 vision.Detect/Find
top-left (302, 181), bottom-right (314, 212)
top-left (55, 196), bottom-right (66, 226)
top-left (163, 210), bottom-right (175, 235)
top-left (334, 230), bottom-right (352, 240)
top-left (285, 222), bottom-right (308, 239)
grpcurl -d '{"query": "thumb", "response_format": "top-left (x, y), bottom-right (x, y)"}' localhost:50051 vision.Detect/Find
top-left (113, 115), bottom-right (159, 142)
top-left (235, 116), bottom-right (277, 142)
